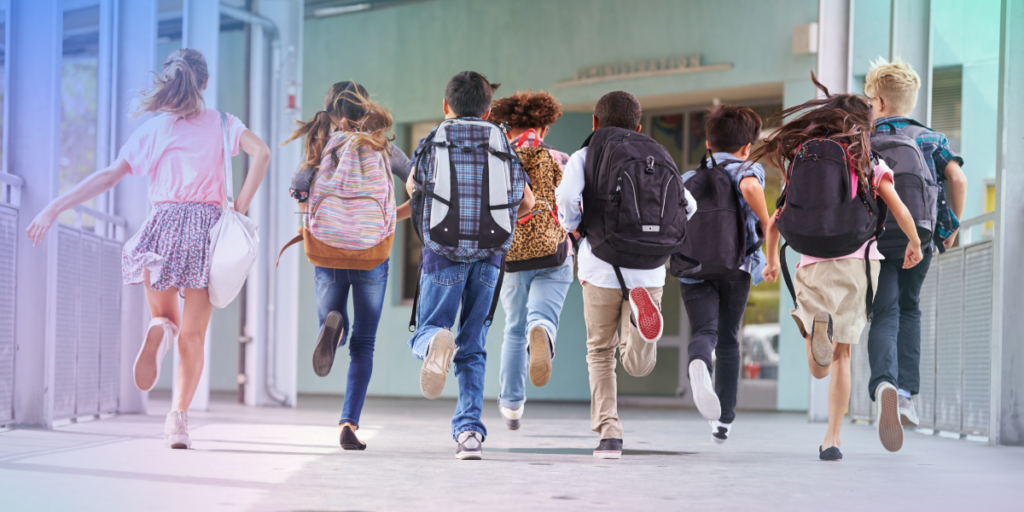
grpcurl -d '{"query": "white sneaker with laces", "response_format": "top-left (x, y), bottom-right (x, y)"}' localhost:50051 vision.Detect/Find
top-left (164, 410), bottom-right (191, 449)
top-left (689, 359), bottom-right (721, 420)
top-left (455, 431), bottom-right (483, 460)
top-left (134, 317), bottom-right (178, 392)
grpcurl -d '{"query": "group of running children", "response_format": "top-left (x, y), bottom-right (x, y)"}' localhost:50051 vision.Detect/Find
top-left (25, 48), bottom-right (967, 462)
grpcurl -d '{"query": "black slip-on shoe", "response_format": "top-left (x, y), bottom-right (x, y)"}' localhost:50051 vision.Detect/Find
top-left (340, 425), bottom-right (366, 451)
top-left (313, 311), bottom-right (344, 377)
top-left (819, 445), bottom-right (842, 461)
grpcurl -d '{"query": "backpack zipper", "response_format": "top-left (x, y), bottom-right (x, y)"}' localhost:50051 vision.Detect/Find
top-left (623, 172), bottom-right (641, 219)
top-left (311, 193), bottom-right (388, 224)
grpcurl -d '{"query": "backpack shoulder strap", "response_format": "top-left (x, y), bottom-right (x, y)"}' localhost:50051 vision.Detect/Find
top-left (220, 111), bottom-right (234, 205)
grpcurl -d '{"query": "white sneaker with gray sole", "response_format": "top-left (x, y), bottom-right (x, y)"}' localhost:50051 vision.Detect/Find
top-left (689, 359), bottom-right (721, 420)
top-left (456, 431), bottom-right (483, 460)
top-left (899, 394), bottom-right (920, 426)
top-left (499, 404), bottom-right (523, 431)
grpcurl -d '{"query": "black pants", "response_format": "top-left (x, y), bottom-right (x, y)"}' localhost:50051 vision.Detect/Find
top-left (680, 271), bottom-right (751, 424)
top-left (867, 248), bottom-right (933, 401)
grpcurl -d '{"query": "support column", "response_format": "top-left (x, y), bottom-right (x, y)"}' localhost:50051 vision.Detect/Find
top-left (890, 0), bottom-right (932, 125)
top-left (113, 0), bottom-right (158, 415)
top-left (995, 0), bottom-right (1024, 446)
top-left (9, 0), bottom-right (62, 428)
top-left (171, 0), bottom-right (222, 412)
top-left (805, 0), bottom-right (853, 422)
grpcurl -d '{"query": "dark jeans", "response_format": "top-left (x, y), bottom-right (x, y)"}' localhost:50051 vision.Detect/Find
top-left (680, 271), bottom-right (751, 424)
top-left (408, 261), bottom-right (498, 440)
top-left (314, 259), bottom-right (389, 428)
top-left (868, 248), bottom-right (933, 401)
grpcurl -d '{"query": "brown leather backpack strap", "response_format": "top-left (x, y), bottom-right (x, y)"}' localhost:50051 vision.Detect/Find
top-left (276, 233), bottom-right (304, 268)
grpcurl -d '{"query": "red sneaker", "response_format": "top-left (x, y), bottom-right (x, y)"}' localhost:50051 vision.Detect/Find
top-left (629, 287), bottom-right (663, 343)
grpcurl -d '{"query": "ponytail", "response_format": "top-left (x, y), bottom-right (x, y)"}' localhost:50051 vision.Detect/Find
top-left (282, 81), bottom-right (394, 171)
top-left (131, 48), bottom-right (208, 120)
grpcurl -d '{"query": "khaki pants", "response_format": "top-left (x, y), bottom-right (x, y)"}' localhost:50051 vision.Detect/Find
top-left (582, 282), bottom-right (663, 439)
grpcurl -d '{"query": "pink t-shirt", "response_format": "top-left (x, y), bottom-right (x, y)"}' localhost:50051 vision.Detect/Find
top-left (119, 109), bottom-right (248, 205)
top-left (796, 161), bottom-right (894, 268)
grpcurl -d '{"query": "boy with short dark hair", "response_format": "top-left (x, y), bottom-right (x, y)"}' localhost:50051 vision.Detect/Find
top-left (676, 105), bottom-right (770, 444)
top-left (406, 71), bottom-right (534, 460)
top-left (555, 91), bottom-right (696, 459)
top-left (864, 57), bottom-right (967, 451)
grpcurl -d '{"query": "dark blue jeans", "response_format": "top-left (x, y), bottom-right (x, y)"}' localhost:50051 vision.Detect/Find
top-left (314, 259), bottom-right (389, 428)
top-left (681, 271), bottom-right (751, 424)
top-left (408, 261), bottom-right (498, 440)
top-left (867, 249), bottom-right (933, 401)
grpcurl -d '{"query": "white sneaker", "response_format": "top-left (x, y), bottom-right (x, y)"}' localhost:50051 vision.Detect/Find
top-left (164, 410), bottom-right (191, 449)
top-left (134, 317), bottom-right (178, 392)
top-left (455, 431), bottom-right (483, 460)
top-left (689, 359), bottom-right (721, 420)
top-left (710, 420), bottom-right (732, 445)
top-left (420, 330), bottom-right (457, 400)
top-left (876, 381), bottom-right (903, 452)
top-left (499, 404), bottom-right (524, 431)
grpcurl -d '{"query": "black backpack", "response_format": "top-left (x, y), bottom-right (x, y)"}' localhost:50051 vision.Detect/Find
top-left (580, 127), bottom-right (692, 298)
top-left (870, 121), bottom-right (939, 259)
top-left (671, 151), bottom-right (760, 280)
top-left (775, 138), bottom-right (886, 316)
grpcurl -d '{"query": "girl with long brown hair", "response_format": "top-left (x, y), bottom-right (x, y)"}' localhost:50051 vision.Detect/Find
top-left (283, 81), bottom-right (408, 451)
top-left (759, 74), bottom-right (923, 461)
top-left (26, 48), bottom-right (271, 449)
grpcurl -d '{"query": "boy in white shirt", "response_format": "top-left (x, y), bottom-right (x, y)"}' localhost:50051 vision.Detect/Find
top-left (555, 91), bottom-right (696, 459)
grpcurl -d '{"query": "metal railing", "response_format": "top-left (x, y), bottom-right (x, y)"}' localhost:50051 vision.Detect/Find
top-left (0, 173), bottom-right (21, 424)
top-left (849, 212), bottom-right (997, 440)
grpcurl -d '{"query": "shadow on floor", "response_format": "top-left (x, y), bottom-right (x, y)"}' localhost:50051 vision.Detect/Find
top-left (489, 447), bottom-right (695, 456)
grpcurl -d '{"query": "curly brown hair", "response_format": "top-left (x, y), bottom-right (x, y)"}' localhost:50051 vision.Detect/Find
top-left (489, 90), bottom-right (563, 129)
top-left (750, 71), bottom-right (874, 184)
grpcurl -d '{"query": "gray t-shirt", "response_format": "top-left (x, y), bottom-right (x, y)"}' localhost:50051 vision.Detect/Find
top-left (290, 141), bottom-right (412, 201)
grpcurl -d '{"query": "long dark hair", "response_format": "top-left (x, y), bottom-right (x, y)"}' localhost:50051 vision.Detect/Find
top-left (751, 71), bottom-right (874, 184)
top-left (282, 81), bottom-right (394, 170)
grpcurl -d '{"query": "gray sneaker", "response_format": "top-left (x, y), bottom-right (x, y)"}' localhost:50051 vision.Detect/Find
top-left (164, 410), bottom-right (191, 449)
top-left (499, 404), bottom-right (523, 431)
top-left (899, 395), bottom-right (920, 426)
top-left (420, 329), bottom-right (456, 400)
top-left (455, 431), bottom-right (483, 460)
top-left (593, 438), bottom-right (623, 459)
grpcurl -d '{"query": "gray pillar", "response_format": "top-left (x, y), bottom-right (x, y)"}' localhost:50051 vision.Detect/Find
top-left (9, 0), bottom-right (62, 428)
top-left (112, 0), bottom-right (158, 415)
top-left (806, 0), bottom-right (853, 422)
top-left (995, 0), bottom-right (1024, 446)
top-left (890, 0), bottom-right (932, 125)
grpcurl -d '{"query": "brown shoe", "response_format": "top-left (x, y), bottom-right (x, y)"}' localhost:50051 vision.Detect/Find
top-left (528, 325), bottom-right (552, 387)
top-left (810, 311), bottom-right (833, 367)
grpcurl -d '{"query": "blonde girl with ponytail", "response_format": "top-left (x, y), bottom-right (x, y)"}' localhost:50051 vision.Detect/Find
top-left (26, 48), bottom-right (272, 450)
top-left (282, 81), bottom-right (412, 451)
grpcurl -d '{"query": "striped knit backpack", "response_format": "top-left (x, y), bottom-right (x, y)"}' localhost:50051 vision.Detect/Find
top-left (278, 132), bottom-right (396, 270)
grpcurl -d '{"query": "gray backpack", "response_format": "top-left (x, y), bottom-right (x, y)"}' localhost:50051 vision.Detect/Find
top-left (870, 122), bottom-right (939, 258)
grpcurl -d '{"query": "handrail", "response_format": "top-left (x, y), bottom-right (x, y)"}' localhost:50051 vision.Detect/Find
top-left (959, 211), bottom-right (995, 230)
top-left (72, 205), bottom-right (127, 227)
top-left (0, 172), bottom-right (25, 188)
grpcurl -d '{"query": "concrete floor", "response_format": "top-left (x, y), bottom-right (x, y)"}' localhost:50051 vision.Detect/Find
top-left (1, 392), bottom-right (1021, 512)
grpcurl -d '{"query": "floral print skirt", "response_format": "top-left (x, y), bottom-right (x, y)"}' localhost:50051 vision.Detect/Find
top-left (122, 202), bottom-right (222, 294)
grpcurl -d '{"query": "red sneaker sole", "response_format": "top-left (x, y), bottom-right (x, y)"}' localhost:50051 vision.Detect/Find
top-left (629, 288), bottom-right (662, 341)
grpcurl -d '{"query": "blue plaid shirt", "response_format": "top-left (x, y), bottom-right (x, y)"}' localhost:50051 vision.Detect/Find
top-left (874, 116), bottom-right (964, 248)
top-left (680, 154), bottom-right (767, 286)
top-left (414, 117), bottom-right (527, 271)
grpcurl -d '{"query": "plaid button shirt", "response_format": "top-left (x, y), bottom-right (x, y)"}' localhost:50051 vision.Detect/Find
top-left (874, 116), bottom-right (964, 247)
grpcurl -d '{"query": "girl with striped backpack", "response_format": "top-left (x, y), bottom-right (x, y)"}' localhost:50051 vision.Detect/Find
top-left (281, 81), bottom-right (398, 451)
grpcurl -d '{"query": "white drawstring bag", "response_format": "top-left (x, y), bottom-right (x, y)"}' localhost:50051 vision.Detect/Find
top-left (207, 111), bottom-right (259, 308)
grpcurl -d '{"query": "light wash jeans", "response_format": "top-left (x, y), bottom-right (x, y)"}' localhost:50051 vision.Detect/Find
top-left (498, 257), bottom-right (574, 410)
top-left (408, 261), bottom-right (498, 440)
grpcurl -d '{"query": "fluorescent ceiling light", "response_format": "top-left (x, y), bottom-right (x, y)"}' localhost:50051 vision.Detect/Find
top-left (313, 3), bottom-right (372, 17)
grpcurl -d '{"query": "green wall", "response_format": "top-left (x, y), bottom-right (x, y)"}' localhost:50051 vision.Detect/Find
top-left (298, 0), bottom-right (820, 404)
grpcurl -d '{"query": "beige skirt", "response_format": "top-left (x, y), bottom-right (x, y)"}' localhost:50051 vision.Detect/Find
top-left (790, 258), bottom-right (880, 345)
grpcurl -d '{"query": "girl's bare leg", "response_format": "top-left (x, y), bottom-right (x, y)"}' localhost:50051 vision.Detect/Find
top-left (822, 343), bottom-right (851, 449)
top-left (172, 287), bottom-right (214, 412)
top-left (143, 269), bottom-right (181, 328)
top-left (805, 335), bottom-right (831, 379)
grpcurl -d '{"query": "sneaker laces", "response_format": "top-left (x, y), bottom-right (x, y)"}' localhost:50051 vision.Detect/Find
top-left (165, 410), bottom-right (188, 435)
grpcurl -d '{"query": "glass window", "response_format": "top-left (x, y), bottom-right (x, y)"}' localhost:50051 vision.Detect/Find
top-left (59, 5), bottom-right (101, 228)
top-left (687, 110), bottom-right (707, 167)
top-left (1, 1), bottom-right (7, 204)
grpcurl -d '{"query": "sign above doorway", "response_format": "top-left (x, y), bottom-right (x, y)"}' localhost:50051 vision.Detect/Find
top-left (555, 54), bottom-right (731, 87)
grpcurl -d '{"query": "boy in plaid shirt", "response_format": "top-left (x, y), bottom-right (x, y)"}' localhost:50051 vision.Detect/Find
top-left (404, 72), bottom-right (534, 460)
top-left (864, 57), bottom-right (968, 451)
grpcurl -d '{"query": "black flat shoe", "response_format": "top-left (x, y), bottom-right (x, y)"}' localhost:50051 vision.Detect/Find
top-left (819, 445), bottom-right (842, 461)
top-left (313, 311), bottom-right (344, 377)
top-left (340, 425), bottom-right (366, 451)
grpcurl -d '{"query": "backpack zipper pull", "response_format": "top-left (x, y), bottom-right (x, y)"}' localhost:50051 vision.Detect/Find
top-left (646, 156), bottom-right (655, 174)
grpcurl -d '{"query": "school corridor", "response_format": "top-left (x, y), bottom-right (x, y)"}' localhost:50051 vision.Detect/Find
top-left (2, 0), bottom-right (1024, 510)
top-left (1, 392), bottom-right (1021, 512)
